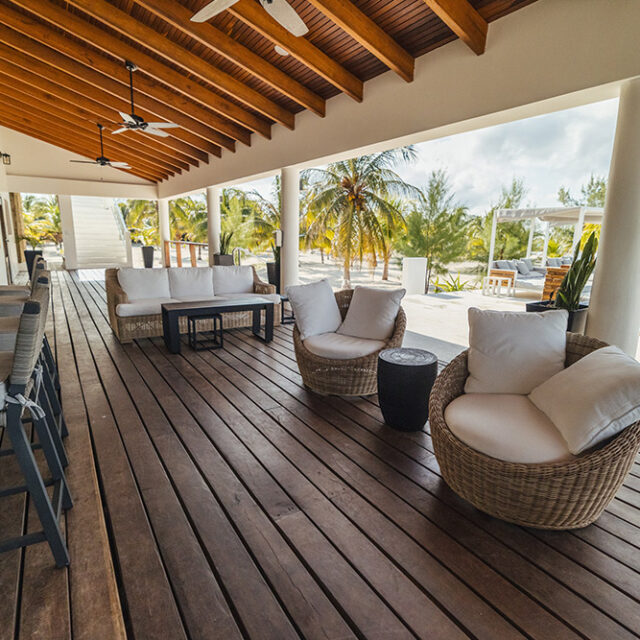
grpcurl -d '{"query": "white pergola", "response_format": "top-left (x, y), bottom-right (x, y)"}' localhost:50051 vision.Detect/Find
top-left (488, 206), bottom-right (604, 273)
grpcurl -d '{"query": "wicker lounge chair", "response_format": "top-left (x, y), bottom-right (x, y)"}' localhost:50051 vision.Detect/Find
top-left (429, 333), bottom-right (640, 529)
top-left (292, 289), bottom-right (406, 396)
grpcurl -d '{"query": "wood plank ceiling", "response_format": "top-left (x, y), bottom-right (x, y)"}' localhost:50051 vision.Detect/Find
top-left (0, 0), bottom-right (537, 183)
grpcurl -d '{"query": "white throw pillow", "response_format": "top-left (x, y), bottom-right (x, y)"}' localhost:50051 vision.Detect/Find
top-left (529, 346), bottom-right (640, 454)
top-left (118, 268), bottom-right (171, 300)
top-left (337, 286), bottom-right (405, 341)
top-left (212, 265), bottom-right (254, 295)
top-left (465, 307), bottom-right (568, 395)
top-left (286, 279), bottom-right (342, 341)
top-left (168, 267), bottom-right (214, 300)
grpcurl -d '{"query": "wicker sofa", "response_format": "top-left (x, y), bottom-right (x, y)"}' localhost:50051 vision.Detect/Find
top-left (429, 333), bottom-right (640, 529)
top-left (293, 289), bottom-right (406, 396)
top-left (106, 265), bottom-right (280, 343)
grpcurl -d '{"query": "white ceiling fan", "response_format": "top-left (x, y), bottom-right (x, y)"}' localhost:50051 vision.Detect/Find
top-left (113, 61), bottom-right (180, 138)
top-left (191, 0), bottom-right (309, 37)
top-left (70, 124), bottom-right (131, 169)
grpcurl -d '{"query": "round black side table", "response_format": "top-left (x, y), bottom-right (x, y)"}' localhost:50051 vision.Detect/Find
top-left (377, 348), bottom-right (438, 432)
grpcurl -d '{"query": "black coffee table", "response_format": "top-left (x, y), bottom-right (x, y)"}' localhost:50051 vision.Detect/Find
top-left (162, 298), bottom-right (274, 354)
top-left (377, 348), bottom-right (438, 432)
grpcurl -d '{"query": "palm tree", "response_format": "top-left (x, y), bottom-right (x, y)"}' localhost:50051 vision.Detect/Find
top-left (303, 147), bottom-right (419, 286)
top-left (118, 199), bottom-right (159, 246)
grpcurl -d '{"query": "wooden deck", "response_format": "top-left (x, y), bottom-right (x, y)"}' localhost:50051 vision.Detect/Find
top-left (2, 270), bottom-right (640, 640)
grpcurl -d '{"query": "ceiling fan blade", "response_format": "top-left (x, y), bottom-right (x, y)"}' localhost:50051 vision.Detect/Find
top-left (112, 127), bottom-right (129, 135)
top-left (70, 160), bottom-right (99, 164)
top-left (144, 127), bottom-right (170, 138)
top-left (146, 122), bottom-right (179, 129)
top-left (119, 111), bottom-right (137, 124)
top-left (191, 0), bottom-right (239, 22)
top-left (260, 0), bottom-right (308, 37)
top-left (110, 161), bottom-right (132, 168)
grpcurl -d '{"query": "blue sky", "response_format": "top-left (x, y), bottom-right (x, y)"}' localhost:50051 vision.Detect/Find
top-left (240, 98), bottom-right (619, 216)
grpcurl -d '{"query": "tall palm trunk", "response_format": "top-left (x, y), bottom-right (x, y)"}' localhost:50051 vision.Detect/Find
top-left (382, 254), bottom-right (390, 280)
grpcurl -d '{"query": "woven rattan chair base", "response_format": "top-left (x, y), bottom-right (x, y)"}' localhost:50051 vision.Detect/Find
top-left (429, 333), bottom-right (640, 530)
top-left (293, 289), bottom-right (407, 397)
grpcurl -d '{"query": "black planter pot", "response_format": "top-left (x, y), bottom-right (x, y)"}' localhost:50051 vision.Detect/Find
top-left (141, 245), bottom-right (155, 268)
top-left (266, 261), bottom-right (281, 294)
top-left (213, 254), bottom-right (234, 266)
top-left (525, 300), bottom-right (589, 334)
top-left (24, 249), bottom-right (43, 279)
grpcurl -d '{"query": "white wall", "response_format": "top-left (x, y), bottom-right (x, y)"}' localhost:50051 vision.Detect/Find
top-left (1, 127), bottom-right (158, 199)
top-left (158, 0), bottom-right (640, 198)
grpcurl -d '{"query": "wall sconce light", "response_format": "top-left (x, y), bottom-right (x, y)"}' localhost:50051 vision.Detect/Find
top-left (0, 153), bottom-right (10, 166)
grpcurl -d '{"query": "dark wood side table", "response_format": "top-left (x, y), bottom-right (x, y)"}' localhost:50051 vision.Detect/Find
top-left (279, 294), bottom-right (295, 324)
top-left (162, 298), bottom-right (274, 354)
top-left (377, 348), bottom-right (438, 432)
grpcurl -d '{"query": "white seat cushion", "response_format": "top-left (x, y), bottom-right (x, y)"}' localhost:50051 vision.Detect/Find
top-left (337, 286), bottom-right (405, 341)
top-left (0, 316), bottom-right (19, 352)
top-left (212, 265), bottom-right (254, 294)
top-left (168, 267), bottom-right (214, 300)
top-left (465, 307), bottom-right (568, 394)
top-left (116, 297), bottom-right (178, 317)
top-left (303, 332), bottom-right (386, 360)
top-left (287, 279), bottom-right (342, 340)
top-left (222, 293), bottom-right (282, 304)
top-left (445, 394), bottom-right (573, 464)
top-left (530, 345), bottom-right (640, 454)
top-left (118, 268), bottom-right (171, 300)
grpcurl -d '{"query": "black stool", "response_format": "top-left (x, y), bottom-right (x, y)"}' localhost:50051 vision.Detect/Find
top-left (377, 348), bottom-right (438, 431)
top-left (187, 313), bottom-right (223, 350)
top-left (279, 295), bottom-right (295, 324)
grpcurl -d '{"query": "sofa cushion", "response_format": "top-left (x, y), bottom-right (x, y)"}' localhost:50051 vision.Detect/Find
top-left (547, 258), bottom-right (562, 267)
top-left (222, 293), bottom-right (282, 304)
top-left (515, 260), bottom-right (530, 275)
top-left (465, 307), bottom-right (567, 395)
top-left (168, 267), bottom-right (214, 301)
top-left (337, 286), bottom-right (405, 341)
top-left (287, 279), bottom-right (342, 340)
top-left (496, 260), bottom-right (511, 270)
top-left (304, 332), bottom-right (386, 360)
top-left (445, 394), bottom-right (573, 463)
top-left (212, 265), bottom-right (254, 295)
top-left (118, 268), bottom-right (171, 300)
top-left (529, 345), bottom-right (640, 454)
top-left (116, 297), bottom-right (178, 317)
top-left (523, 258), bottom-right (535, 271)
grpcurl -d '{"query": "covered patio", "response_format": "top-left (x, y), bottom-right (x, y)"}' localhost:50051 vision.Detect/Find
top-left (1, 1), bottom-right (640, 639)
top-left (1, 269), bottom-right (638, 640)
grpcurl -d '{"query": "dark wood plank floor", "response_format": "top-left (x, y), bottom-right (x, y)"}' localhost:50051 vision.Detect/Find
top-left (2, 269), bottom-right (640, 640)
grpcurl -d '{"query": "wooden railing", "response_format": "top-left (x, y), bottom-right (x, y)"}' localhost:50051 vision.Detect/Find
top-left (163, 240), bottom-right (208, 268)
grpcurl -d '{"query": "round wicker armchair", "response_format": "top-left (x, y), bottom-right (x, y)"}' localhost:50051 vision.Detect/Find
top-left (293, 289), bottom-right (407, 396)
top-left (429, 333), bottom-right (640, 530)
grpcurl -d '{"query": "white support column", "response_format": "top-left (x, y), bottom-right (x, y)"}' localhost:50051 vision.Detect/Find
top-left (280, 167), bottom-right (300, 292)
top-left (58, 195), bottom-right (78, 270)
top-left (571, 207), bottom-right (586, 254)
top-left (526, 218), bottom-right (535, 258)
top-left (587, 79), bottom-right (640, 356)
top-left (206, 186), bottom-right (221, 265)
top-left (158, 198), bottom-right (170, 267)
top-left (487, 210), bottom-right (498, 274)
top-left (541, 222), bottom-right (550, 266)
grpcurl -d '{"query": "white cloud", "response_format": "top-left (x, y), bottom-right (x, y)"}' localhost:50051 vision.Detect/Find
top-left (240, 99), bottom-right (619, 215)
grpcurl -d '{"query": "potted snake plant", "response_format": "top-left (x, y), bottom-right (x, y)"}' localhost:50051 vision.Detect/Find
top-left (213, 231), bottom-right (235, 266)
top-left (266, 242), bottom-right (281, 293)
top-left (526, 231), bottom-right (597, 333)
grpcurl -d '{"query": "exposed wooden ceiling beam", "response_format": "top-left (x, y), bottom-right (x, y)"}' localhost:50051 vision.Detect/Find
top-left (4, 0), bottom-right (250, 147)
top-left (135, 0), bottom-right (325, 116)
top-left (0, 21), bottom-right (230, 156)
top-left (304, 0), bottom-right (414, 82)
top-left (0, 60), bottom-right (206, 167)
top-left (62, 0), bottom-right (295, 130)
top-left (228, 0), bottom-right (363, 102)
top-left (0, 104), bottom-right (172, 180)
top-left (0, 111), bottom-right (164, 182)
top-left (0, 81), bottom-right (187, 175)
top-left (0, 39), bottom-right (227, 165)
top-left (423, 0), bottom-right (488, 55)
